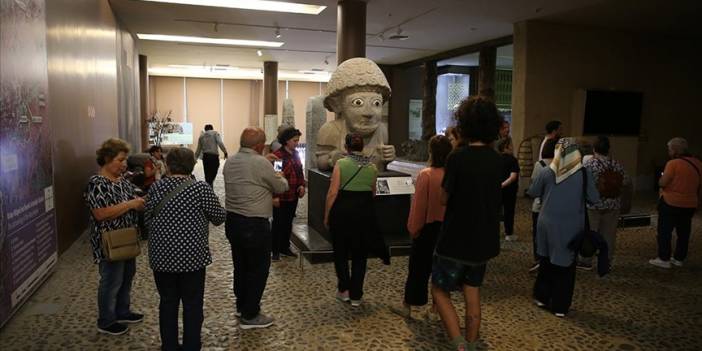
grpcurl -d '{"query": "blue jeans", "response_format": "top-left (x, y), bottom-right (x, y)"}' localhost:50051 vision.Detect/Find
top-left (225, 212), bottom-right (271, 320)
top-left (97, 259), bottom-right (136, 328)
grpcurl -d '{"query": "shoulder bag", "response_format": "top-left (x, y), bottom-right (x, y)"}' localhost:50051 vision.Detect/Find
top-left (101, 178), bottom-right (194, 261)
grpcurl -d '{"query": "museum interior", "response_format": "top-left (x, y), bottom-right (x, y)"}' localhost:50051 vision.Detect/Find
top-left (1, 0), bottom-right (701, 350)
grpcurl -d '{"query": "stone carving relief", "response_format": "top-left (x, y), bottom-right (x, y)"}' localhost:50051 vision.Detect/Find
top-left (316, 58), bottom-right (395, 171)
top-left (305, 96), bottom-right (326, 170)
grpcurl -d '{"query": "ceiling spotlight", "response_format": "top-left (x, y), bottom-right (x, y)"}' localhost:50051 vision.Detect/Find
top-left (323, 56), bottom-right (329, 65)
top-left (388, 27), bottom-right (409, 40)
top-left (275, 27), bottom-right (281, 39)
top-left (257, 49), bottom-right (263, 57)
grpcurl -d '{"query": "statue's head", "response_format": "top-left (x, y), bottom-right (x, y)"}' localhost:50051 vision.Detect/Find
top-left (324, 58), bottom-right (391, 137)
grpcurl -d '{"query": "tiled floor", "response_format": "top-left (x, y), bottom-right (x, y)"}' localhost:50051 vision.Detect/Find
top-left (1, 163), bottom-right (701, 350)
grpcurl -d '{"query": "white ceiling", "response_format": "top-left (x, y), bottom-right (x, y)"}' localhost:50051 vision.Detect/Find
top-left (109, 0), bottom-right (701, 75)
top-left (109, 0), bottom-right (604, 73)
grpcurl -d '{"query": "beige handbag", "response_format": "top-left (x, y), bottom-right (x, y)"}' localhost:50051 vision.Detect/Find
top-left (101, 227), bottom-right (140, 261)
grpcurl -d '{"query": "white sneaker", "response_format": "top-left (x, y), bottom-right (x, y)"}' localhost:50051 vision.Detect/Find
top-left (670, 258), bottom-right (684, 267)
top-left (505, 235), bottom-right (517, 242)
top-left (350, 300), bottom-right (362, 307)
top-left (648, 258), bottom-right (671, 269)
top-left (336, 290), bottom-right (350, 302)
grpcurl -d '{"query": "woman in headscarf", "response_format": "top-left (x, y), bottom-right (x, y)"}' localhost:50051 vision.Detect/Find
top-left (527, 137), bottom-right (600, 317)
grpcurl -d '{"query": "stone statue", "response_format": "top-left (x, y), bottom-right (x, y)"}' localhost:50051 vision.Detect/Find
top-left (282, 98), bottom-right (295, 127)
top-left (305, 96), bottom-right (326, 170)
top-left (316, 58), bottom-right (395, 171)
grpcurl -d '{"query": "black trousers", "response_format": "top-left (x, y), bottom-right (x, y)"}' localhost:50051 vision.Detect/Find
top-left (502, 188), bottom-right (517, 235)
top-left (657, 199), bottom-right (695, 261)
top-left (531, 212), bottom-right (539, 261)
top-left (225, 212), bottom-right (271, 319)
top-left (403, 222), bottom-right (441, 306)
top-left (332, 231), bottom-right (368, 301)
top-left (533, 257), bottom-right (576, 314)
top-left (330, 191), bottom-right (375, 301)
top-left (153, 268), bottom-right (206, 351)
top-left (202, 153), bottom-right (220, 187)
top-left (271, 199), bottom-right (298, 255)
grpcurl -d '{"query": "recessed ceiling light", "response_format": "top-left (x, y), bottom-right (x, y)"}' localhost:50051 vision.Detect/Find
top-left (137, 33), bottom-right (283, 47)
top-left (257, 50), bottom-right (263, 56)
top-left (138, 0), bottom-right (326, 15)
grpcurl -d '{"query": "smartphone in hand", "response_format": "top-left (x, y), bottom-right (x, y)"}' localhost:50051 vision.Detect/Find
top-left (273, 160), bottom-right (283, 172)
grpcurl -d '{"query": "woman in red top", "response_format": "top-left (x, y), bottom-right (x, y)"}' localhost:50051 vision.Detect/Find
top-left (271, 128), bottom-right (306, 261)
top-left (401, 135), bottom-right (452, 316)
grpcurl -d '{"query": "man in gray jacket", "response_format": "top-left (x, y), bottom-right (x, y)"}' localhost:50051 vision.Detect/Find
top-left (223, 127), bottom-right (288, 329)
top-left (195, 124), bottom-right (228, 187)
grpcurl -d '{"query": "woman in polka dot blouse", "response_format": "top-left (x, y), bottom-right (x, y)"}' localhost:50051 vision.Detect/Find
top-left (145, 147), bottom-right (226, 351)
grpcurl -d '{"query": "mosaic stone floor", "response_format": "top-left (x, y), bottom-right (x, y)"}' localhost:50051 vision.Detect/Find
top-left (1, 162), bottom-right (701, 350)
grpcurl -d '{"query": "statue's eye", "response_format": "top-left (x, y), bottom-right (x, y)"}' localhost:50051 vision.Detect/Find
top-left (351, 98), bottom-right (364, 106)
top-left (372, 99), bottom-right (382, 107)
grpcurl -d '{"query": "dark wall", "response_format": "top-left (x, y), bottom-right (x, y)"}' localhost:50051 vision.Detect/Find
top-left (387, 65), bottom-right (423, 152)
top-left (47, 0), bottom-right (139, 253)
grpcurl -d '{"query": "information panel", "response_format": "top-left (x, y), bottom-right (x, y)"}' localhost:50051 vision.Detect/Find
top-left (0, 0), bottom-right (58, 328)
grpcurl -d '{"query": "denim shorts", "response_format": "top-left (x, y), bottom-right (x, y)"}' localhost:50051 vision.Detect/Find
top-left (431, 255), bottom-right (487, 291)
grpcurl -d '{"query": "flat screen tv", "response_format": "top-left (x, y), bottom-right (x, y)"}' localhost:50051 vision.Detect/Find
top-left (582, 90), bottom-right (642, 135)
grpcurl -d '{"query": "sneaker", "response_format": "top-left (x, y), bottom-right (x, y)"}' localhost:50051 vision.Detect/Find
top-left (554, 312), bottom-right (566, 318)
top-left (336, 290), bottom-right (350, 303)
top-left (576, 262), bottom-right (593, 271)
top-left (116, 313), bottom-right (143, 324)
top-left (670, 258), bottom-right (684, 267)
top-left (350, 300), bottom-right (362, 307)
top-left (240, 313), bottom-right (274, 330)
top-left (271, 253), bottom-right (280, 262)
top-left (534, 299), bottom-right (546, 308)
top-left (529, 262), bottom-right (540, 272)
top-left (97, 322), bottom-right (129, 335)
top-left (649, 258), bottom-right (671, 269)
top-left (504, 234), bottom-right (517, 242)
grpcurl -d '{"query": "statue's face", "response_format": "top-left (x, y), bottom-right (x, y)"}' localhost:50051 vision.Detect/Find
top-left (342, 91), bottom-right (383, 137)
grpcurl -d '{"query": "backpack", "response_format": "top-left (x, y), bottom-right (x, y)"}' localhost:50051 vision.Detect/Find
top-left (597, 162), bottom-right (624, 199)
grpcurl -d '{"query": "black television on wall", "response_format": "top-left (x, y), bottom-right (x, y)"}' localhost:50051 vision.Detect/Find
top-left (582, 90), bottom-right (642, 135)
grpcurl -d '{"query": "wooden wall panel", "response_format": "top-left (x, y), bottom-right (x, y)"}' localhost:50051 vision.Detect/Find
top-left (222, 79), bottom-right (253, 154)
top-left (186, 78), bottom-right (221, 151)
top-left (150, 76), bottom-right (185, 123)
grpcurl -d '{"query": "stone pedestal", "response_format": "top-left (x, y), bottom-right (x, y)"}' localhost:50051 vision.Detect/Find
top-left (307, 169), bottom-right (412, 247)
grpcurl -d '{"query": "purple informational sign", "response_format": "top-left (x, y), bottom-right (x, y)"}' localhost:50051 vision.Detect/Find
top-left (0, 0), bottom-right (57, 328)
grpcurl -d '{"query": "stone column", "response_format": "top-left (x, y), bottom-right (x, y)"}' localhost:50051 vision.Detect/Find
top-left (336, 0), bottom-right (366, 64)
top-left (263, 61), bottom-right (278, 143)
top-left (478, 46), bottom-right (497, 99)
top-left (139, 55), bottom-right (149, 147)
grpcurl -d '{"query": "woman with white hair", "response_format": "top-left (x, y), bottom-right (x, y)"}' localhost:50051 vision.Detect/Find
top-left (649, 137), bottom-right (701, 269)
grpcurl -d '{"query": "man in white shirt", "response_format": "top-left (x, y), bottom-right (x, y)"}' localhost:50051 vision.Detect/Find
top-left (195, 124), bottom-right (228, 187)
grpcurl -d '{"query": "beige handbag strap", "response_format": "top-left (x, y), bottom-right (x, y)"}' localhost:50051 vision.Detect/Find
top-left (153, 178), bottom-right (195, 218)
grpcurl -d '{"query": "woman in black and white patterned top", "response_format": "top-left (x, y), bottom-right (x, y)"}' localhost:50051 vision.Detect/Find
top-left (84, 138), bottom-right (145, 336)
top-left (145, 147), bottom-right (225, 351)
